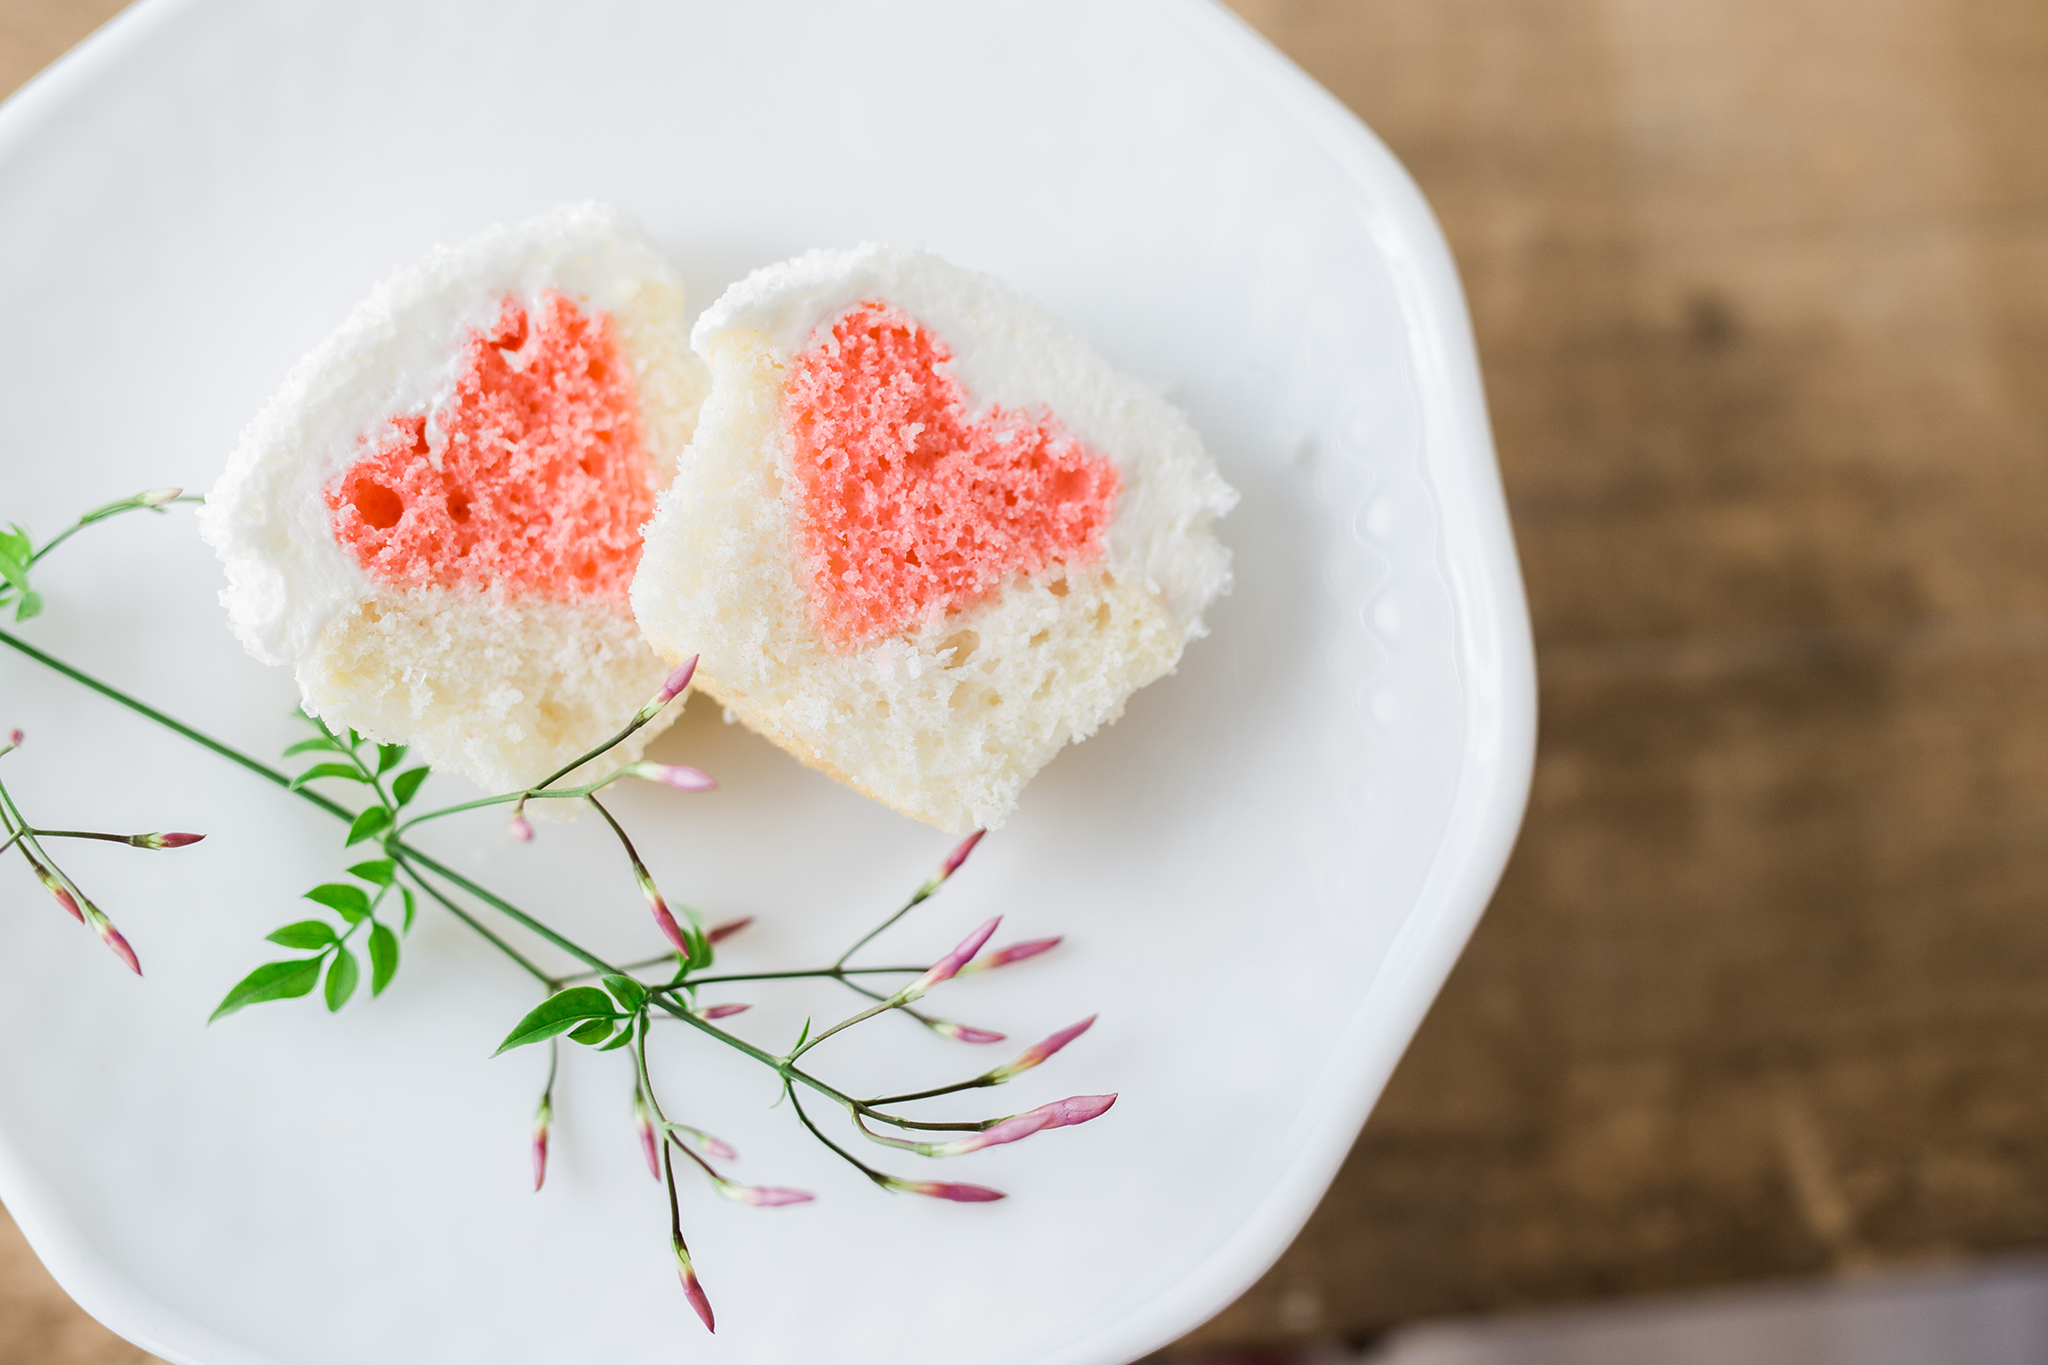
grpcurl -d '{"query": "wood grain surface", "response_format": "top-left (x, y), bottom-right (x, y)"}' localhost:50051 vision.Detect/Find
top-left (3, 1), bottom-right (2047, 1361)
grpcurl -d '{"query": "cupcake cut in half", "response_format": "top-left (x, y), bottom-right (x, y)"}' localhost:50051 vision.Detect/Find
top-left (633, 245), bottom-right (1236, 833)
top-left (201, 203), bottom-right (707, 791)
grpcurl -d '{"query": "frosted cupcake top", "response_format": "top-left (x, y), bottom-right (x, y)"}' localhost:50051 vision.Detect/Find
top-left (693, 244), bottom-right (1236, 648)
top-left (201, 202), bottom-right (700, 668)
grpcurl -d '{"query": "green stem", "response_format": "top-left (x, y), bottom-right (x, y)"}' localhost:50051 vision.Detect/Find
top-left (675, 966), bottom-right (927, 986)
top-left (787, 1082), bottom-right (890, 1186)
top-left (0, 627), bottom-right (876, 1120)
top-left (0, 629), bottom-right (353, 821)
top-left (28, 494), bottom-right (203, 568)
top-left (866, 1074), bottom-right (999, 1106)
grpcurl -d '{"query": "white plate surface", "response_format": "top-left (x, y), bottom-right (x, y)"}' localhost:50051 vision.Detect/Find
top-left (0, 2), bottom-right (1534, 1362)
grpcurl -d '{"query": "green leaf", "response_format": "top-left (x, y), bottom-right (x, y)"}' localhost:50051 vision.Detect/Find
top-left (14, 590), bottom-right (42, 622)
top-left (347, 728), bottom-right (364, 750)
top-left (595, 1023), bottom-right (638, 1052)
top-left (266, 920), bottom-right (338, 950)
top-left (0, 525), bottom-right (29, 565)
top-left (791, 1017), bottom-right (812, 1053)
top-left (400, 885), bottom-right (416, 934)
top-left (325, 946), bottom-right (359, 1011)
top-left (368, 923), bottom-right (399, 996)
top-left (568, 1017), bottom-right (614, 1044)
top-left (376, 743), bottom-right (407, 774)
top-left (346, 805), bottom-right (391, 846)
top-left (601, 974), bottom-right (648, 1011)
top-left (305, 883), bottom-right (371, 922)
top-left (209, 958), bottom-right (324, 1023)
top-left (281, 737), bottom-right (342, 758)
top-left (347, 859), bottom-right (396, 886)
top-left (0, 545), bottom-right (28, 593)
top-left (290, 763), bottom-right (366, 790)
top-left (491, 986), bottom-right (620, 1055)
top-left (390, 766), bottom-right (430, 808)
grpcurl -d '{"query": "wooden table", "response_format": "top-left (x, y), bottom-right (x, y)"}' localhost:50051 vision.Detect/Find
top-left (4, 1), bottom-right (2047, 1360)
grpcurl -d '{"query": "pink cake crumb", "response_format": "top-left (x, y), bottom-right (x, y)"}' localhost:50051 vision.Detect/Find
top-left (785, 299), bottom-right (1120, 651)
top-left (326, 289), bottom-right (652, 604)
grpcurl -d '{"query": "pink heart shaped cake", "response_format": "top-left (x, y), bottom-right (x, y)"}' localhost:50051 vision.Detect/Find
top-left (201, 204), bottom-right (707, 791)
top-left (633, 246), bottom-right (1236, 833)
top-left (785, 298), bottom-right (1122, 651)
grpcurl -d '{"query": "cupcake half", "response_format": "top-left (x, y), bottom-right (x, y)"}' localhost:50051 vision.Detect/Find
top-left (201, 203), bottom-right (707, 791)
top-left (632, 245), bottom-right (1235, 833)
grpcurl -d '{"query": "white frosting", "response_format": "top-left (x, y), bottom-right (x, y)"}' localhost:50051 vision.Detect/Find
top-left (200, 202), bottom-right (697, 669)
top-left (691, 244), bottom-right (1237, 641)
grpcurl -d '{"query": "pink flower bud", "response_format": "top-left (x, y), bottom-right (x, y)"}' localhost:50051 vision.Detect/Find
top-left (716, 1182), bottom-right (814, 1207)
top-left (87, 907), bottom-right (141, 976)
top-left (882, 1176), bottom-right (1006, 1202)
top-left (673, 1236), bottom-right (715, 1333)
top-left (930, 1019), bottom-right (1006, 1045)
top-left (988, 1015), bottom-right (1096, 1082)
top-left (139, 487), bottom-right (182, 506)
top-left (507, 813), bottom-right (534, 843)
top-left (532, 1095), bottom-right (552, 1192)
top-left (958, 936), bottom-right (1061, 976)
top-left (30, 862), bottom-right (82, 923)
top-left (707, 916), bottom-right (753, 944)
top-left (131, 832), bottom-right (205, 850)
top-left (637, 656), bottom-right (701, 721)
top-left (697, 1003), bottom-right (750, 1020)
top-left (624, 761), bottom-right (717, 792)
top-left (925, 1109), bottom-right (1055, 1157)
top-left (941, 829), bottom-right (986, 879)
top-left (1030, 1093), bottom-right (1117, 1131)
top-left (634, 1093), bottom-right (660, 1181)
top-left (648, 897), bottom-right (691, 958)
top-left (636, 866), bottom-right (693, 958)
top-left (5, 729), bottom-right (20, 748)
top-left (672, 1125), bottom-right (738, 1162)
top-left (901, 916), bottom-right (1001, 1002)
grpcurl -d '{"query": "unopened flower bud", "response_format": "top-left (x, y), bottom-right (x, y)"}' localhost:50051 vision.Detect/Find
top-left (988, 1015), bottom-right (1096, 1083)
top-left (130, 832), bottom-right (205, 850)
top-left (923, 1110), bottom-right (1055, 1158)
top-left (623, 761), bottom-right (717, 793)
top-left (716, 1181), bottom-right (814, 1207)
top-left (532, 1094), bottom-right (553, 1192)
top-left (139, 487), bottom-right (182, 507)
top-left (696, 1003), bottom-right (751, 1021)
top-left (958, 936), bottom-right (1061, 976)
top-left (634, 1092), bottom-right (660, 1181)
top-left (28, 859), bottom-right (82, 923)
top-left (707, 916), bottom-right (753, 944)
top-left (1030, 1092), bottom-right (1118, 1131)
top-left (4, 728), bottom-right (20, 748)
top-left (671, 1125), bottom-right (737, 1162)
top-left (507, 812), bottom-right (534, 843)
top-left (929, 1018), bottom-right (1006, 1045)
top-left (637, 655), bottom-right (700, 722)
top-left (942, 829), bottom-right (986, 878)
top-left (636, 866), bottom-right (692, 958)
top-left (900, 916), bottom-right (1001, 1003)
top-left (673, 1234), bottom-right (715, 1332)
top-left (84, 905), bottom-right (141, 976)
top-left (880, 1175), bottom-right (1006, 1202)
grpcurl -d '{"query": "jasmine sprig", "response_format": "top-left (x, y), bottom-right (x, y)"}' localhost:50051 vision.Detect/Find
top-left (1, 489), bottom-right (1117, 1336)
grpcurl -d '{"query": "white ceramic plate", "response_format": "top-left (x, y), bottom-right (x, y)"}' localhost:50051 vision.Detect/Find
top-left (0, 2), bottom-right (1534, 1361)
